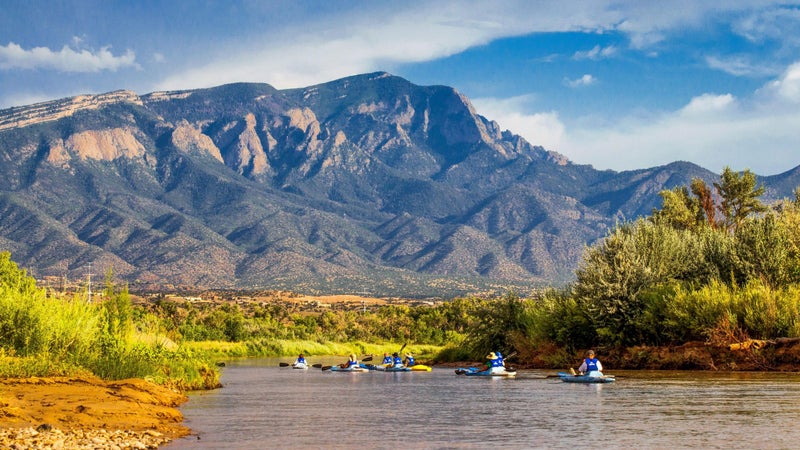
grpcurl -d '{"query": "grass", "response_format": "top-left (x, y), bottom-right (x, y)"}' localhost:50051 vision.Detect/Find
top-left (182, 339), bottom-right (444, 362)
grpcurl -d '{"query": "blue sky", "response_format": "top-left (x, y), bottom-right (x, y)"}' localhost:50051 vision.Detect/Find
top-left (2, 1), bottom-right (800, 175)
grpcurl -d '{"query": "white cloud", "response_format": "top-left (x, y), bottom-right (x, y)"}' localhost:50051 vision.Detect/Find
top-left (565, 74), bottom-right (596, 88)
top-left (557, 61), bottom-right (800, 175)
top-left (472, 95), bottom-right (565, 152)
top-left (564, 73), bottom-right (597, 88)
top-left (706, 55), bottom-right (779, 77)
top-left (758, 61), bottom-right (800, 103)
top-left (679, 93), bottom-right (737, 116)
top-left (573, 45), bottom-right (617, 60)
top-left (0, 41), bottom-right (138, 72)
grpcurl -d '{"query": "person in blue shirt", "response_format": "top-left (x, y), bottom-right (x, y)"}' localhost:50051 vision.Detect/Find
top-left (392, 352), bottom-right (403, 368)
top-left (403, 353), bottom-right (415, 367)
top-left (382, 352), bottom-right (393, 366)
top-left (488, 352), bottom-right (505, 373)
top-left (340, 353), bottom-right (359, 369)
top-left (578, 350), bottom-right (603, 376)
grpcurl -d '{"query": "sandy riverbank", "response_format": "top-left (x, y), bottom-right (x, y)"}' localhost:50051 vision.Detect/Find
top-left (0, 376), bottom-right (189, 449)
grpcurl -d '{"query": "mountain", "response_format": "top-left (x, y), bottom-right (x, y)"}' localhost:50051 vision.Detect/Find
top-left (1, 72), bottom-right (798, 297)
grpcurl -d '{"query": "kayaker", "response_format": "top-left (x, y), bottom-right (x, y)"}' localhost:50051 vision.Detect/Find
top-left (294, 354), bottom-right (307, 366)
top-left (488, 352), bottom-right (505, 373)
top-left (578, 350), bottom-right (603, 376)
top-left (381, 352), bottom-right (393, 366)
top-left (478, 352), bottom-right (503, 373)
top-left (403, 353), bottom-right (415, 367)
top-left (341, 353), bottom-right (359, 369)
top-left (392, 352), bottom-right (404, 368)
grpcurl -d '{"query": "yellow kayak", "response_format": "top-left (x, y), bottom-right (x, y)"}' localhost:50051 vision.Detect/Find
top-left (409, 364), bottom-right (432, 371)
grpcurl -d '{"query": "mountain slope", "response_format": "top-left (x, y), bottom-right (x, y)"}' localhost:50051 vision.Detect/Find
top-left (1, 72), bottom-right (798, 296)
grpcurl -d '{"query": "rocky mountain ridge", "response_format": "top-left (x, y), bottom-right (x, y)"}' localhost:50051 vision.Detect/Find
top-left (1, 72), bottom-right (797, 297)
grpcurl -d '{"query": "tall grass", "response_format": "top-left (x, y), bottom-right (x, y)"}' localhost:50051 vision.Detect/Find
top-left (0, 252), bottom-right (219, 389)
top-left (184, 338), bottom-right (443, 362)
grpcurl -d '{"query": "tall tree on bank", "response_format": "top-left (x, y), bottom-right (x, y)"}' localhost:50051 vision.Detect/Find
top-left (691, 178), bottom-right (717, 228)
top-left (714, 167), bottom-right (767, 232)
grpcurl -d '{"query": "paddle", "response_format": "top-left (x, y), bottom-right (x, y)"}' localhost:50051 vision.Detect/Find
top-left (312, 363), bottom-right (323, 368)
top-left (502, 351), bottom-right (518, 371)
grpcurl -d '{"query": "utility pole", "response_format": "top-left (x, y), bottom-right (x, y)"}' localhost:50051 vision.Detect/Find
top-left (87, 263), bottom-right (93, 303)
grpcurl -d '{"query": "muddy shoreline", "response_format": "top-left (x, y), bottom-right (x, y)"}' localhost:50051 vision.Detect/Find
top-left (0, 376), bottom-right (189, 449)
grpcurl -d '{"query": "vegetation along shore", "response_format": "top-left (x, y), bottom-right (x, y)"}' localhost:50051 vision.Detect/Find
top-left (1, 169), bottom-right (799, 447)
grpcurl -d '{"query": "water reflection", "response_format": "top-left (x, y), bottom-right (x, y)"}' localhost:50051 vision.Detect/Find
top-left (166, 359), bottom-right (800, 449)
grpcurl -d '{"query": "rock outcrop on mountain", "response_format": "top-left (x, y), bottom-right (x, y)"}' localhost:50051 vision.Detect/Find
top-left (1, 72), bottom-right (798, 296)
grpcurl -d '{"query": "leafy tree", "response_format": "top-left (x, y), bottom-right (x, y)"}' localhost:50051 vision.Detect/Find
top-left (463, 293), bottom-right (531, 358)
top-left (691, 178), bottom-right (717, 228)
top-left (572, 220), bottom-right (705, 345)
top-left (0, 251), bottom-right (39, 298)
top-left (735, 213), bottom-right (792, 287)
top-left (714, 167), bottom-right (766, 232)
top-left (653, 186), bottom-right (700, 230)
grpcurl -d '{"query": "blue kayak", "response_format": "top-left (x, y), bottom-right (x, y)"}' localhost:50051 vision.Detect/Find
top-left (455, 367), bottom-right (516, 377)
top-left (557, 372), bottom-right (615, 383)
top-left (327, 365), bottom-right (369, 372)
top-left (378, 365), bottom-right (412, 372)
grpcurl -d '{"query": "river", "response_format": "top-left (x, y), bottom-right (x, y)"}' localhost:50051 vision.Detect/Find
top-left (165, 358), bottom-right (800, 449)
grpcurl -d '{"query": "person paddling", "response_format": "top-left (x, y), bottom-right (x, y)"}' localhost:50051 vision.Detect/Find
top-left (578, 350), bottom-right (603, 377)
top-left (293, 354), bottom-right (307, 367)
top-left (381, 352), bottom-right (393, 367)
top-left (403, 353), bottom-right (415, 367)
top-left (341, 353), bottom-right (359, 369)
top-left (391, 352), bottom-right (404, 368)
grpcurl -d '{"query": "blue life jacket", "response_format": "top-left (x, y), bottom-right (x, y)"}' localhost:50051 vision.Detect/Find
top-left (393, 356), bottom-right (403, 365)
top-left (348, 359), bottom-right (359, 367)
top-left (382, 356), bottom-right (393, 364)
top-left (405, 356), bottom-right (415, 366)
top-left (585, 357), bottom-right (599, 372)
top-left (490, 357), bottom-right (504, 368)
top-left (297, 357), bottom-right (306, 364)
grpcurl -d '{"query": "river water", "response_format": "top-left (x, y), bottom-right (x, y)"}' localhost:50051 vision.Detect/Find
top-left (166, 358), bottom-right (800, 449)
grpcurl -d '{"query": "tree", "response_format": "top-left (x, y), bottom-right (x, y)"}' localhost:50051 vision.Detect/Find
top-left (653, 186), bottom-right (699, 230)
top-left (691, 178), bottom-right (717, 228)
top-left (714, 167), bottom-right (766, 232)
top-left (572, 220), bottom-right (703, 345)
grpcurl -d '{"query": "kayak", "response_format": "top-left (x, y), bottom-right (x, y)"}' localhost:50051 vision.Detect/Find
top-left (557, 372), bottom-right (615, 383)
top-left (362, 364), bottom-right (431, 372)
top-left (292, 362), bottom-right (309, 370)
top-left (455, 367), bottom-right (516, 377)
top-left (328, 365), bottom-right (369, 373)
top-left (380, 365), bottom-right (412, 372)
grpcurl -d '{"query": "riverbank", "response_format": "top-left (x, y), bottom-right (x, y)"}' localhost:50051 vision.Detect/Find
top-left (0, 376), bottom-right (189, 449)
